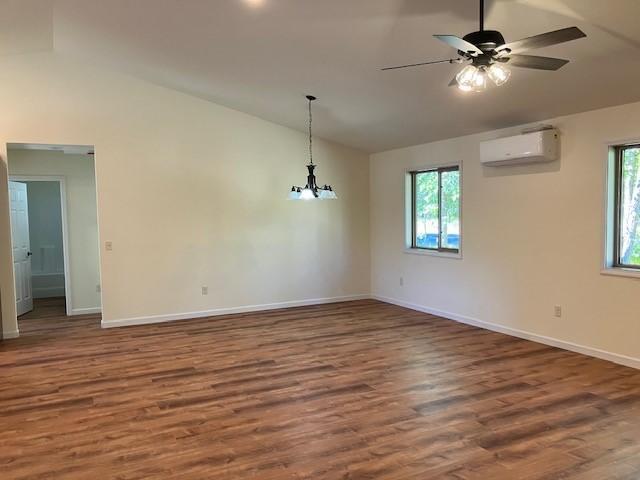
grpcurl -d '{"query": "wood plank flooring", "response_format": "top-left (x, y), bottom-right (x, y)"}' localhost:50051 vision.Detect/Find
top-left (17, 297), bottom-right (68, 326)
top-left (1, 299), bottom-right (639, 479)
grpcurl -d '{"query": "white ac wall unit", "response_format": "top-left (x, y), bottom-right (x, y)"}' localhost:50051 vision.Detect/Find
top-left (480, 128), bottom-right (559, 166)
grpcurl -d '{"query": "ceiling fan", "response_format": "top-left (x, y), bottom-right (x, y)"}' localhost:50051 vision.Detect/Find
top-left (382, 0), bottom-right (586, 92)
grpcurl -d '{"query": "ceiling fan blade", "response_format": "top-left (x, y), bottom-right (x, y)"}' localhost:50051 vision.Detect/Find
top-left (498, 27), bottom-right (586, 54)
top-left (381, 59), bottom-right (459, 71)
top-left (507, 54), bottom-right (569, 70)
top-left (448, 75), bottom-right (459, 87)
top-left (434, 35), bottom-right (483, 55)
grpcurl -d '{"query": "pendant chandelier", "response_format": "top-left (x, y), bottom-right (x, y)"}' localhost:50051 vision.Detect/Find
top-left (288, 95), bottom-right (337, 200)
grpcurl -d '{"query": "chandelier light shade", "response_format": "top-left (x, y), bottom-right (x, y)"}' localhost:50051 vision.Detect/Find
top-left (288, 95), bottom-right (337, 201)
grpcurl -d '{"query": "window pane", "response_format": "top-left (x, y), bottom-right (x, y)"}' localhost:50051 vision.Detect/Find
top-left (414, 171), bottom-right (439, 249)
top-left (620, 147), bottom-right (640, 266)
top-left (441, 170), bottom-right (460, 250)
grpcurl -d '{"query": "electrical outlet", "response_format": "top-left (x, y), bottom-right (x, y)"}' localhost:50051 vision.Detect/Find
top-left (554, 306), bottom-right (562, 318)
top-left (96, 284), bottom-right (101, 293)
top-left (399, 277), bottom-right (404, 286)
top-left (201, 286), bottom-right (208, 295)
top-left (105, 241), bottom-right (113, 251)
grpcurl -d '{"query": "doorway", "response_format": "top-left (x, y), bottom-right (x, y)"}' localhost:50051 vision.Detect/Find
top-left (9, 178), bottom-right (69, 318)
top-left (7, 144), bottom-right (101, 327)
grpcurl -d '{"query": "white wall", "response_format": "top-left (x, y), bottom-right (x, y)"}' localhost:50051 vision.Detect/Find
top-left (24, 181), bottom-right (64, 275)
top-left (9, 153), bottom-right (100, 309)
top-left (371, 101), bottom-right (640, 365)
top-left (0, 53), bottom-right (370, 335)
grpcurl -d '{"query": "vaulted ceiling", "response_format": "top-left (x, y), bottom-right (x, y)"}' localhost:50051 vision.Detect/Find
top-left (3, 0), bottom-right (640, 152)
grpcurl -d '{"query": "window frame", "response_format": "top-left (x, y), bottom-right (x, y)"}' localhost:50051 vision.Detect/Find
top-left (406, 164), bottom-right (461, 256)
top-left (612, 144), bottom-right (640, 270)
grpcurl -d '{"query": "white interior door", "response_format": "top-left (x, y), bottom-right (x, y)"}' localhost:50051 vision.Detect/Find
top-left (9, 181), bottom-right (33, 316)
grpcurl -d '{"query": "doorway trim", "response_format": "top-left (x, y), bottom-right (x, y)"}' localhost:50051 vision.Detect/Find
top-left (9, 175), bottom-right (73, 317)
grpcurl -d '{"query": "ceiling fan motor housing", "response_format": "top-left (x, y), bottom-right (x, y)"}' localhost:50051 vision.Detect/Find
top-left (460, 30), bottom-right (508, 67)
top-left (462, 30), bottom-right (506, 53)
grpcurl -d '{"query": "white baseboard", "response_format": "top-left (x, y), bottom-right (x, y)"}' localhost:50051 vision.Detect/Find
top-left (101, 294), bottom-right (370, 329)
top-left (2, 330), bottom-right (20, 340)
top-left (70, 307), bottom-right (102, 316)
top-left (372, 294), bottom-right (640, 370)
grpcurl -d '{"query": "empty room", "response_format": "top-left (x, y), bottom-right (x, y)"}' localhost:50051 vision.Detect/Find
top-left (0, 1), bottom-right (639, 479)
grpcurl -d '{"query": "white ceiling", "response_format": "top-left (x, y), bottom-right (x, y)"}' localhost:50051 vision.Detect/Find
top-left (4, 0), bottom-right (640, 152)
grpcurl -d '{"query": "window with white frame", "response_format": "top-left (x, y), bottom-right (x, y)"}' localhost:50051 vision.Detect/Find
top-left (608, 144), bottom-right (640, 270)
top-left (406, 165), bottom-right (461, 254)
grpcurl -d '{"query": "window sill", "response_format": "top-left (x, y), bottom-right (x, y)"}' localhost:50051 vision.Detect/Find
top-left (404, 248), bottom-right (462, 259)
top-left (600, 267), bottom-right (640, 280)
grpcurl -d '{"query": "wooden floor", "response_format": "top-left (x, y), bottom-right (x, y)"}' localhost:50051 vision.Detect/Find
top-left (1, 299), bottom-right (639, 479)
top-left (17, 297), bottom-right (69, 326)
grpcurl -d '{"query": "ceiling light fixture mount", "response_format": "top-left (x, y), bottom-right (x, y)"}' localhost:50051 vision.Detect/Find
top-left (288, 95), bottom-right (337, 201)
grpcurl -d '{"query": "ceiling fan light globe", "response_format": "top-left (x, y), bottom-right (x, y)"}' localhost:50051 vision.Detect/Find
top-left (472, 68), bottom-right (487, 91)
top-left (488, 64), bottom-right (511, 86)
top-left (456, 65), bottom-right (478, 89)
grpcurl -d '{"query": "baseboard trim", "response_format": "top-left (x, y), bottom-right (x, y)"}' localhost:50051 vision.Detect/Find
top-left (372, 295), bottom-right (640, 370)
top-left (2, 329), bottom-right (20, 340)
top-left (101, 294), bottom-right (370, 329)
top-left (70, 307), bottom-right (102, 316)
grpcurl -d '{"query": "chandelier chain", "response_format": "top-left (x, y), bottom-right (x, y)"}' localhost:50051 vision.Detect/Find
top-left (308, 97), bottom-right (313, 165)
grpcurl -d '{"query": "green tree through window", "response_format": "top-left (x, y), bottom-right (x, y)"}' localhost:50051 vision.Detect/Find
top-left (618, 146), bottom-right (640, 267)
top-left (411, 166), bottom-right (460, 252)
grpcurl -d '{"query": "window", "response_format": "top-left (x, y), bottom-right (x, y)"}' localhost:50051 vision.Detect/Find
top-left (408, 165), bottom-right (461, 254)
top-left (613, 144), bottom-right (640, 269)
